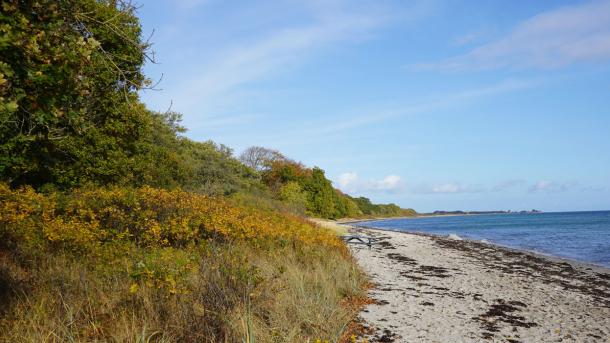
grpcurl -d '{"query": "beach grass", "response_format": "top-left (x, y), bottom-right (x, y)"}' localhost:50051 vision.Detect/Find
top-left (0, 185), bottom-right (367, 342)
top-left (308, 218), bottom-right (351, 236)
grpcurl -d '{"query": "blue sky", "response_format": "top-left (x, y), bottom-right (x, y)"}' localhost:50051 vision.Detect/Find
top-left (138, 0), bottom-right (610, 212)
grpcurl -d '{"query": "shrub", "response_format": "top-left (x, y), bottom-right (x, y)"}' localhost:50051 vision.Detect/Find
top-left (0, 184), bottom-right (345, 255)
top-left (0, 184), bottom-right (365, 342)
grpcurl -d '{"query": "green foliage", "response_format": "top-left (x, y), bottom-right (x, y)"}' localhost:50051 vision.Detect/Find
top-left (0, 2), bottom-right (258, 195)
top-left (179, 140), bottom-right (260, 196)
top-left (279, 181), bottom-right (308, 214)
top-left (301, 167), bottom-right (336, 218)
top-left (335, 192), bottom-right (363, 218)
top-left (255, 152), bottom-right (414, 219)
top-left (351, 197), bottom-right (376, 215)
top-left (131, 111), bottom-right (259, 195)
top-left (0, 0), bottom-right (149, 188)
top-left (350, 196), bottom-right (416, 217)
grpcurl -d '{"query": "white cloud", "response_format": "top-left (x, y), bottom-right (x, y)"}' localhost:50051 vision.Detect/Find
top-left (528, 180), bottom-right (578, 193)
top-left (418, 0), bottom-right (610, 71)
top-left (337, 172), bottom-right (359, 189)
top-left (377, 175), bottom-right (403, 191)
top-left (336, 172), bottom-right (404, 194)
top-left (432, 183), bottom-right (466, 194)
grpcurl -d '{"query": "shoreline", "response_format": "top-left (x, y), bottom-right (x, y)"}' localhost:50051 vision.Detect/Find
top-left (339, 211), bottom-right (539, 225)
top-left (343, 210), bottom-right (610, 226)
top-left (362, 225), bottom-right (610, 279)
top-left (345, 225), bottom-right (610, 342)
top-left (338, 213), bottom-right (474, 224)
top-left (345, 221), bottom-right (610, 272)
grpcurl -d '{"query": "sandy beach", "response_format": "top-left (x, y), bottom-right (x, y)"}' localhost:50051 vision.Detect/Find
top-left (347, 226), bottom-right (610, 343)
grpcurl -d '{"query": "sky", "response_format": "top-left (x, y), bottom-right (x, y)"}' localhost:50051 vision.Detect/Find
top-left (137, 0), bottom-right (610, 213)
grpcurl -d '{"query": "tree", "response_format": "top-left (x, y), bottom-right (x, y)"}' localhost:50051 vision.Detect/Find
top-left (279, 181), bottom-right (308, 214)
top-left (335, 191), bottom-right (362, 218)
top-left (352, 196), bottom-right (375, 215)
top-left (181, 140), bottom-right (259, 196)
top-left (0, 0), bottom-right (152, 188)
top-left (238, 146), bottom-right (285, 172)
top-left (129, 110), bottom-right (259, 195)
top-left (302, 167), bottom-right (336, 218)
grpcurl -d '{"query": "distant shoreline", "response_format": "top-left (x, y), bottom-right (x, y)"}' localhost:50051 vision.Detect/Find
top-left (339, 211), bottom-right (518, 225)
top-left (341, 209), bottom-right (610, 226)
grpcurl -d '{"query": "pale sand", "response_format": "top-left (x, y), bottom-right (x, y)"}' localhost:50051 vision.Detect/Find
top-left (347, 227), bottom-right (610, 343)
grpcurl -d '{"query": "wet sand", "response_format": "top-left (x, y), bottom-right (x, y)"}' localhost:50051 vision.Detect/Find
top-left (348, 227), bottom-right (610, 342)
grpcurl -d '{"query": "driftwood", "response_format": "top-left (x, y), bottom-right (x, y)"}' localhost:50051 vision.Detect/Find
top-left (341, 235), bottom-right (388, 249)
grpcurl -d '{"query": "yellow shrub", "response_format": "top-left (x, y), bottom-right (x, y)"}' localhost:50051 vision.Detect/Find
top-left (0, 184), bottom-right (365, 342)
top-left (0, 184), bottom-right (345, 255)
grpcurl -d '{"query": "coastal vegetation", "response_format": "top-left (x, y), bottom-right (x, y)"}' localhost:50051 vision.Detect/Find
top-left (240, 146), bottom-right (416, 219)
top-left (0, 185), bottom-right (365, 341)
top-left (0, 1), bottom-right (411, 341)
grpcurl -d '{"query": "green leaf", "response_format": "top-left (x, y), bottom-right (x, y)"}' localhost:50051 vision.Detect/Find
top-left (5, 101), bottom-right (18, 113)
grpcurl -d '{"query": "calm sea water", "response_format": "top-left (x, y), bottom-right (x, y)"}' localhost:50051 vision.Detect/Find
top-left (356, 211), bottom-right (610, 268)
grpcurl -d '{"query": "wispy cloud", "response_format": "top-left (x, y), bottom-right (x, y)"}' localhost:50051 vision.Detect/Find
top-left (412, 179), bottom-right (601, 195)
top-left (308, 77), bottom-right (541, 136)
top-left (451, 29), bottom-right (492, 47)
top-left (411, 182), bottom-right (485, 194)
top-left (492, 179), bottom-right (527, 192)
top-left (417, 0), bottom-right (610, 71)
top-left (162, 1), bottom-right (393, 116)
top-left (337, 175), bottom-right (606, 198)
top-left (337, 172), bottom-right (404, 194)
top-left (528, 180), bottom-right (578, 193)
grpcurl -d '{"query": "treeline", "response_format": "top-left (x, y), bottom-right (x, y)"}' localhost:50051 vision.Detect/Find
top-left (239, 147), bottom-right (416, 219)
top-left (0, 0), bottom-right (412, 221)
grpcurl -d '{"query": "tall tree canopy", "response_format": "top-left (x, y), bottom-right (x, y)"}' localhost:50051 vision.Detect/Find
top-left (0, 0), bottom-right (150, 187)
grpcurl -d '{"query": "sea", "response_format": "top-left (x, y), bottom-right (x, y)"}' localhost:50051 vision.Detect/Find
top-left (355, 211), bottom-right (610, 268)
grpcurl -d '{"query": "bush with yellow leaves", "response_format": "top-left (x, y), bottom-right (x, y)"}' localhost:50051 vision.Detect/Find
top-left (0, 184), bottom-right (365, 342)
top-left (0, 184), bottom-right (345, 254)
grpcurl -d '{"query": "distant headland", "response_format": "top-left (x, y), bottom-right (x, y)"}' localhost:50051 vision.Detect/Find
top-left (423, 209), bottom-right (542, 216)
